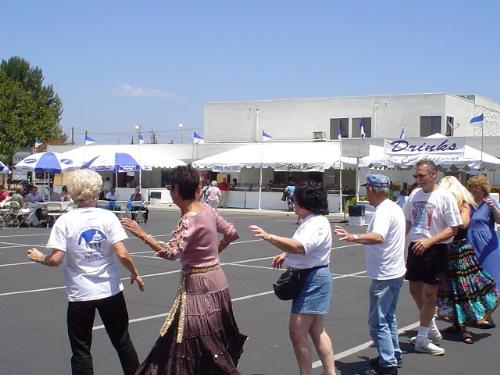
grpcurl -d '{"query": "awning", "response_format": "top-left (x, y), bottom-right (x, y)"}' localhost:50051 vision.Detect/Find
top-left (193, 142), bottom-right (356, 172)
top-left (61, 145), bottom-right (186, 169)
top-left (359, 134), bottom-right (500, 170)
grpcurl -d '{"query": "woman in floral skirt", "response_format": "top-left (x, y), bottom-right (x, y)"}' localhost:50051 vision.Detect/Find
top-left (437, 176), bottom-right (498, 344)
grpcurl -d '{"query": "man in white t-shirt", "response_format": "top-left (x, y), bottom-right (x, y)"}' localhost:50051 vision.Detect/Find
top-left (335, 174), bottom-right (405, 375)
top-left (403, 159), bottom-right (461, 356)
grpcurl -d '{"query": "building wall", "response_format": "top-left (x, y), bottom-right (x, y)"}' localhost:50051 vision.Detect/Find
top-left (204, 93), bottom-right (500, 142)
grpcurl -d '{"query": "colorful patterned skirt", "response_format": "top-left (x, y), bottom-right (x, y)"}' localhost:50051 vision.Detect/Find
top-left (135, 265), bottom-right (247, 375)
top-left (438, 239), bottom-right (499, 325)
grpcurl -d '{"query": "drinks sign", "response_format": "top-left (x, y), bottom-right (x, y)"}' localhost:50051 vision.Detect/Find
top-left (384, 137), bottom-right (465, 155)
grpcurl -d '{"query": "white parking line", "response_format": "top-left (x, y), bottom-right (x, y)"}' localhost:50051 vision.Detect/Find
top-left (93, 270), bottom-right (367, 330)
top-left (312, 321), bottom-right (420, 368)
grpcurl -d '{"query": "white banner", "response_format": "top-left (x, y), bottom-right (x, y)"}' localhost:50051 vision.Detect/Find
top-left (384, 137), bottom-right (465, 155)
top-left (274, 163), bottom-right (325, 172)
top-left (212, 164), bottom-right (241, 173)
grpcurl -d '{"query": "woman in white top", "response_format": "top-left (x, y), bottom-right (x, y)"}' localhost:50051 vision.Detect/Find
top-left (250, 181), bottom-right (336, 375)
top-left (26, 169), bottom-right (144, 375)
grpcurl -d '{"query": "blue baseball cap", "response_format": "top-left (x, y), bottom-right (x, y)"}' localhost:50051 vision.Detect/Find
top-left (362, 174), bottom-right (390, 188)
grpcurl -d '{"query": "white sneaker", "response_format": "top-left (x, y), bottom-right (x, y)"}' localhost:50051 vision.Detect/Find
top-left (409, 329), bottom-right (442, 344)
top-left (414, 339), bottom-right (445, 356)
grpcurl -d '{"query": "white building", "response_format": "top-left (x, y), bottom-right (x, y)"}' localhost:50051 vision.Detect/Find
top-left (204, 93), bottom-right (500, 143)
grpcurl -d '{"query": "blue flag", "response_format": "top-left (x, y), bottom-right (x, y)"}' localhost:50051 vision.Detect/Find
top-left (85, 134), bottom-right (96, 145)
top-left (262, 130), bottom-right (273, 142)
top-left (469, 113), bottom-right (484, 127)
top-left (193, 131), bottom-right (204, 144)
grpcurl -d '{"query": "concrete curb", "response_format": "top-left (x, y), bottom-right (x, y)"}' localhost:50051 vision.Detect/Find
top-left (148, 204), bottom-right (348, 221)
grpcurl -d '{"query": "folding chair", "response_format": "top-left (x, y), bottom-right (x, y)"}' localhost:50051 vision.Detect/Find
top-left (46, 202), bottom-right (64, 228)
top-left (131, 201), bottom-right (149, 224)
top-left (113, 201), bottom-right (130, 220)
top-left (7, 201), bottom-right (30, 227)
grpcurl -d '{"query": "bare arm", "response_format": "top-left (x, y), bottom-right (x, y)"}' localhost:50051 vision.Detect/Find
top-left (112, 241), bottom-right (144, 291)
top-left (333, 225), bottom-right (384, 245)
top-left (26, 248), bottom-right (65, 267)
top-left (412, 226), bottom-right (458, 255)
top-left (459, 203), bottom-right (470, 229)
top-left (249, 225), bottom-right (305, 254)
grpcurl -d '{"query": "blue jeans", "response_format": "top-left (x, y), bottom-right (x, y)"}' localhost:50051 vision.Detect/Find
top-left (368, 277), bottom-right (404, 368)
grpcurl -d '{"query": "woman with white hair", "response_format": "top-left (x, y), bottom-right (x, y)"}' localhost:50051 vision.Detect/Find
top-left (437, 176), bottom-right (498, 344)
top-left (26, 169), bottom-right (144, 375)
top-left (205, 180), bottom-right (222, 209)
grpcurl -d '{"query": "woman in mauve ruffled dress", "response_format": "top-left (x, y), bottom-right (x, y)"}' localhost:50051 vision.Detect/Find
top-left (122, 165), bottom-right (247, 375)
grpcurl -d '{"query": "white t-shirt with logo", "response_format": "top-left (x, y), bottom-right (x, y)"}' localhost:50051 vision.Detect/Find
top-left (403, 187), bottom-right (462, 244)
top-left (284, 214), bottom-right (332, 269)
top-left (365, 199), bottom-right (406, 280)
top-left (47, 207), bottom-right (128, 302)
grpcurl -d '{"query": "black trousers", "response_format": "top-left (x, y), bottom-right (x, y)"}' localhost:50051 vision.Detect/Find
top-left (67, 291), bottom-right (139, 375)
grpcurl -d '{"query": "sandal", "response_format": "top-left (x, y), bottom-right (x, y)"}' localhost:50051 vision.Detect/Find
top-left (476, 318), bottom-right (496, 329)
top-left (441, 324), bottom-right (461, 333)
top-left (462, 331), bottom-right (474, 344)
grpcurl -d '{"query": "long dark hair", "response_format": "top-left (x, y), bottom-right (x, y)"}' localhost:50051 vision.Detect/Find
top-left (294, 180), bottom-right (329, 215)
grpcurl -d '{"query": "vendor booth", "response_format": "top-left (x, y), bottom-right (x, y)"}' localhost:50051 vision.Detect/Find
top-left (62, 145), bottom-right (186, 203)
top-left (193, 142), bottom-right (356, 212)
top-left (356, 134), bottom-right (500, 222)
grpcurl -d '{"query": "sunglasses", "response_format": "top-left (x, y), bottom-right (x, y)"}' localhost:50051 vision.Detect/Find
top-left (413, 173), bottom-right (429, 179)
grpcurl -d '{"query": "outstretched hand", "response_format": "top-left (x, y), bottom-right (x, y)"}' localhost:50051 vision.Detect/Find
top-left (121, 218), bottom-right (146, 239)
top-left (249, 224), bottom-right (269, 240)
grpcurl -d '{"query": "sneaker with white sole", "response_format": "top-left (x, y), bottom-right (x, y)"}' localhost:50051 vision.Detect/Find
top-left (414, 339), bottom-right (445, 356)
top-left (409, 329), bottom-right (442, 344)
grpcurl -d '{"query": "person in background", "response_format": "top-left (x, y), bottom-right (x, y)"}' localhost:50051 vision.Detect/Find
top-left (130, 186), bottom-right (143, 202)
top-left (11, 185), bottom-right (24, 205)
top-left (103, 176), bottom-right (112, 194)
top-left (205, 181), bottom-right (222, 210)
top-left (106, 187), bottom-right (118, 201)
top-left (121, 165), bottom-right (246, 375)
top-left (265, 179), bottom-right (274, 192)
top-left (61, 185), bottom-right (73, 202)
top-left (466, 175), bottom-right (500, 328)
top-left (26, 169), bottom-right (144, 375)
top-left (49, 186), bottom-right (61, 201)
top-left (219, 177), bottom-right (229, 208)
top-left (437, 176), bottom-right (498, 344)
top-left (200, 180), bottom-right (210, 203)
top-left (403, 159), bottom-right (462, 356)
top-left (334, 174), bottom-right (405, 375)
top-left (25, 185), bottom-right (44, 203)
top-left (230, 178), bottom-right (238, 190)
top-left (285, 180), bottom-right (296, 212)
top-left (129, 187), bottom-right (149, 224)
top-left (218, 177), bottom-right (229, 191)
top-left (395, 189), bottom-right (408, 208)
top-left (249, 181), bottom-right (336, 375)
top-left (0, 186), bottom-right (8, 204)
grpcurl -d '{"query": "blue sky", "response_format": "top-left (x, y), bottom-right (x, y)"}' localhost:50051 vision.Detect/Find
top-left (1, 1), bottom-right (499, 144)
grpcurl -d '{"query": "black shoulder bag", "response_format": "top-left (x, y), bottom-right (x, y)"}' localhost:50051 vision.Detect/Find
top-left (273, 269), bottom-right (310, 300)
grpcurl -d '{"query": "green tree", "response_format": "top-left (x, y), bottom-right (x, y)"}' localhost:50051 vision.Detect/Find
top-left (0, 56), bottom-right (66, 163)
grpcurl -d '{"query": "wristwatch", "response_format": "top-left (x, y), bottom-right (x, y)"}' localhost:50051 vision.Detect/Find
top-left (352, 234), bottom-right (359, 241)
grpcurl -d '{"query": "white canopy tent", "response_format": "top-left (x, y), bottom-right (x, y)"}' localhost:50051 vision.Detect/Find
top-left (62, 145), bottom-right (186, 169)
top-left (359, 135), bottom-right (500, 170)
top-left (193, 142), bottom-right (357, 210)
top-left (62, 145), bottom-right (186, 188)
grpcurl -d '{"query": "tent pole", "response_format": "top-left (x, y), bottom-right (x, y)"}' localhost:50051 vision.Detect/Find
top-left (258, 165), bottom-right (263, 210)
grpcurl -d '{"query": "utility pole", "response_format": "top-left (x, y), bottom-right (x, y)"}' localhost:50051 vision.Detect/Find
top-left (71, 127), bottom-right (75, 145)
